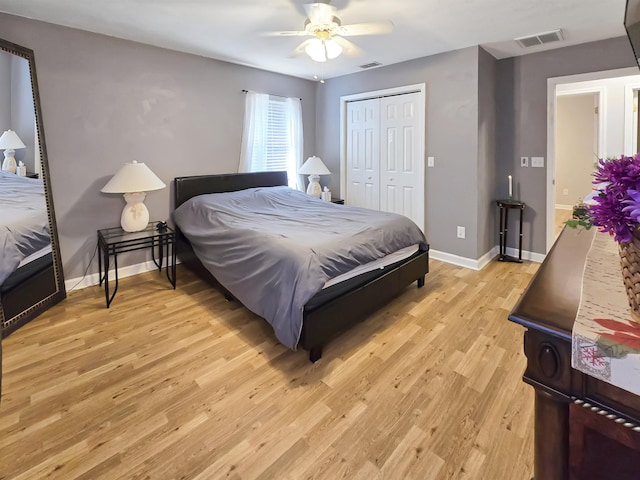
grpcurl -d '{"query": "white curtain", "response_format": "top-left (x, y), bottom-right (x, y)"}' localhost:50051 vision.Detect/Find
top-left (238, 91), bottom-right (269, 172)
top-left (239, 91), bottom-right (305, 191)
top-left (286, 97), bottom-right (304, 191)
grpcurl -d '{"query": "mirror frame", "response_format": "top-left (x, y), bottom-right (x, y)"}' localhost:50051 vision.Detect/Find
top-left (0, 37), bottom-right (65, 337)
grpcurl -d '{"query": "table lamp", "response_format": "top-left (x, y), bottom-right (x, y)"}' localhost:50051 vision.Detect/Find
top-left (299, 156), bottom-right (331, 198)
top-left (101, 160), bottom-right (166, 232)
top-left (0, 129), bottom-right (26, 174)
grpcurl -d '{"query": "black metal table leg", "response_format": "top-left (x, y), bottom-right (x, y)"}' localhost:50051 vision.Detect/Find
top-left (499, 205), bottom-right (505, 259)
top-left (496, 199), bottom-right (525, 264)
top-left (97, 223), bottom-right (177, 307)
top-left (518, 207), bottom-right (524, 262)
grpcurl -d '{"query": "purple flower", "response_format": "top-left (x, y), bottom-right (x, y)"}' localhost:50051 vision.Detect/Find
top-left (623, 189), bottom-right (640, 224)
top-left (586, 154), bottom-right (640, 243)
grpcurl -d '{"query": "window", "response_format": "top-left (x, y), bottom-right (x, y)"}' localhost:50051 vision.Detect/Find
top-left (239, 91), bottom-right (303, 189)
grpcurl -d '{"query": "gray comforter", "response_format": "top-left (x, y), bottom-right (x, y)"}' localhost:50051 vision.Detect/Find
top-left (173, 186), bottom-right (426, 349)
top-left (0, 171), bottom-right (50, 286)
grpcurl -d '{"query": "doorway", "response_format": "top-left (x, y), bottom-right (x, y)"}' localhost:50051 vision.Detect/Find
top-left (546, 67), bottom-right (640, 252)
top-left (554, 91), bottom-right (600, 239)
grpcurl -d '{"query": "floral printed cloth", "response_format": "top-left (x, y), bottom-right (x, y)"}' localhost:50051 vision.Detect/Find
top-left (572, 232), bottom-right (640, 396)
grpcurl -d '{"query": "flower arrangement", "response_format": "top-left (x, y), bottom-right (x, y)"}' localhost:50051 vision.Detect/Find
top-left (567, 154), bottom-right (640, 243)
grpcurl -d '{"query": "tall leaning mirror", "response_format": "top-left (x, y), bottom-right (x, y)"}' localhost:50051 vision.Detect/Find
top-left (0, 37), bottom-right (65, 339)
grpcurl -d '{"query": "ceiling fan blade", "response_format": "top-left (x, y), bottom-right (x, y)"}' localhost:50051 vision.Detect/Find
top-left (263, 30), bottom-right (310, 37)
top-left (338, 21), bottom-right (394, 36)
top-left (304, 2), bottom-right (336, 25)
top-left (332, 36), bottom-right (363, 57)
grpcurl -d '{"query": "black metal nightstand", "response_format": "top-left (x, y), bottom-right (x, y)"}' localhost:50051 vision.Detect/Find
top-left (97, 222), bottom-right (176, 307)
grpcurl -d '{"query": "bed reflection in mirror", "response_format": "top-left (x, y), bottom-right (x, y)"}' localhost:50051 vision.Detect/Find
top-left (0, 39), bottom-right (65, 339)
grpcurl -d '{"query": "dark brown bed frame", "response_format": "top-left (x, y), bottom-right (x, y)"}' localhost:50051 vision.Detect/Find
top-left (173, 171), bottom-right (429, 362)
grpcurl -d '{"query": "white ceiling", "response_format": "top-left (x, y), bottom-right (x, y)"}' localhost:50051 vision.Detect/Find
top-left (0, 0), bottom-right (629, 80)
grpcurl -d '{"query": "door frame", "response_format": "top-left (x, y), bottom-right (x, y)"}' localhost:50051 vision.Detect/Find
top-left (339, 83), bottom-right (426, 200)
top-left (623, 81), bottom-right (640, 155)
top-left (546, 67), bottom-right (638, 252)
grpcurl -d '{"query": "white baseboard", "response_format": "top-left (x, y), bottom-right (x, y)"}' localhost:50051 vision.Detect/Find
top-left (429, 249), bottom-right (490, 270)
top-left (430, 245), bottom-right (544, 270)
top-left (65, 257), bottom-right (176, 292)
top-left (65, 245), bottom-right (546, 293)
top-left (555, 204), bottom-right (574, 211)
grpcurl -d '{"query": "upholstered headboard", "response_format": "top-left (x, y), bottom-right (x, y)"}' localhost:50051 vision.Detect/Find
top-left (173, 171), bottom-right (288, 208)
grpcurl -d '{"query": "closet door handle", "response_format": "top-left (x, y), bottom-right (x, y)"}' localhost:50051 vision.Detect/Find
top-left (390, 178), bottom-right (394, 182)
top-left (368, 176), bottom-right (372, 180)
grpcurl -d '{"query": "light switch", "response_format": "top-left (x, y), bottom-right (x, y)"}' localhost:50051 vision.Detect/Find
top-left (427, 156), bottom-right (435, 167)
top-left (531, 156), bottom-right (545, 168)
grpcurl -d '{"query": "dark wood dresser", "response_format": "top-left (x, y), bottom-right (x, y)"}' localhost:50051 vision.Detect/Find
top-left (509, 227), bottom-right (640, 480)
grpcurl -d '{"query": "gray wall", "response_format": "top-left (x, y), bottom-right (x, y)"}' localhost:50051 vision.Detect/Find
top-left (477, 47), bottom-right (498, 258)
top-left (0, 52), bottom-right (9, 134)
top-left (496, 37), bottom-right (636, 255)
top-left (11, 54), bottom-right (35, 172)
top-left (0, 13), bottom-right (317, 280)
top-left (0, 51), bottom-right (34, 170)
top-left (316, 47), bottom-right (481, 259)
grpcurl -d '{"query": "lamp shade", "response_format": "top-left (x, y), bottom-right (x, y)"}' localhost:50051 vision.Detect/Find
top-left (101, 160), bottom-right (166, 193)
top-left (299, 156), bottom-right (331, 175)
top-left (0, 129), bottom-right (26, 150)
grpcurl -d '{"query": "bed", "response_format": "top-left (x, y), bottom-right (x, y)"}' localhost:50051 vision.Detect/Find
top-left (173, 171), bottom-right (429, 362)
top-left (0, 171), bottom-right (51, 286)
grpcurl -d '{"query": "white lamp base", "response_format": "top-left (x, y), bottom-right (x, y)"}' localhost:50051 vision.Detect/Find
top-left (1, 149), bottom-right (17, 174)
top-left (121, 192), bottom-right (149, 232)
top-left (306, 174), bottom-right (322, 198)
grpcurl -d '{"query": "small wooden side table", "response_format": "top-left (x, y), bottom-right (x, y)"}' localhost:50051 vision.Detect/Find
top-left (496, 198), bottom-right (525, 263)
top-left (98, 222), bottom-right (176, 308)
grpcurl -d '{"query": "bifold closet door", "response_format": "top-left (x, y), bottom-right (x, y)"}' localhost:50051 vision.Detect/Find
top-left (346, 98), bottom-right (380, 210)
top-left (345, 92), bottom-right (425, 233)
top-left (379, 92), bottom-right (424, 232)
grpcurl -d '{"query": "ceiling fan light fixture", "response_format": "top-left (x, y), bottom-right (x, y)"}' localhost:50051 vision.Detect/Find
top-left (325, 39), bottom-right (342, 59)
top-left (305, 38), bottom-right (327, 62)
top-left (305, 37), bottom-right (342, 63)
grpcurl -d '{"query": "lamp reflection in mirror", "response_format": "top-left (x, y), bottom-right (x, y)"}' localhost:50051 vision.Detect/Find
top-left (299, 156), bottom-right (331, 198)
top-left (0, 129), bottom-right (26, 174)
top-left (101, 161), bottom-right (166, 232)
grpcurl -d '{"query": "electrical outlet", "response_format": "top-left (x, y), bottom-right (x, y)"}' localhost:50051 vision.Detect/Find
top-left (563, 188), bottom-right (569, 196)
top-left (427, 156), bottom-right (435, 167)
top-left (521, 156), bottom-right (529, 167)
top-left (457, 226), bottom-right (465, 239)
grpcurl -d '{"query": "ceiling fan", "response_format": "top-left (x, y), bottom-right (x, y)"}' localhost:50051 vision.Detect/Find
top-left (267, 2), bottom-right (394, 63)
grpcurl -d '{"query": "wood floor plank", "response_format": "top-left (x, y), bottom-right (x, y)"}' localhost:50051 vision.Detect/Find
top-left (0, 259), bottom-right (538, 479)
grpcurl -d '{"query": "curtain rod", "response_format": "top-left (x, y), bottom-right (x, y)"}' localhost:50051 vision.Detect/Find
top-left (242, 89), bottom-right (301, 101)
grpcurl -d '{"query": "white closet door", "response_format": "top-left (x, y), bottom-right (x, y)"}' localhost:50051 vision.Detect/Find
top-left (379, 92), bottom-right (425, 232)
top-left (346, 98), bottom-right (380, 210)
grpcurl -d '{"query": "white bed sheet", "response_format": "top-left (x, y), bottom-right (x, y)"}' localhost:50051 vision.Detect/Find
top-left (322, 244), bottom-right (419, 289)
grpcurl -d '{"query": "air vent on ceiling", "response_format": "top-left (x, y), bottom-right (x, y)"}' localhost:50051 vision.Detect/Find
top-left (359, 61), bottom-right (382, 69)
top-left (515, 29), bottom-right (564, 48)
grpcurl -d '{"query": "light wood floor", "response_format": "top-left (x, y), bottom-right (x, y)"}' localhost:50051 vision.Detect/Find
top-left (0, 258), bottom-right (539, 479)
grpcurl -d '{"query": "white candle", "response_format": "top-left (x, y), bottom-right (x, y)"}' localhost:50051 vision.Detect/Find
top-left (508, 175), bottom-right (513, 198)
